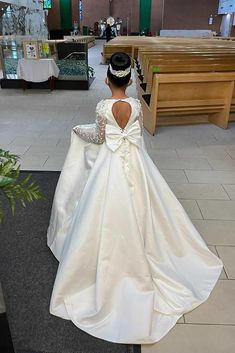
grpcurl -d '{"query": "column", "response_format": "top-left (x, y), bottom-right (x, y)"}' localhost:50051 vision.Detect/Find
top-left (139, 0), bottom-right (152, 33)
top-left (60, 0), bottom-right (72, 30)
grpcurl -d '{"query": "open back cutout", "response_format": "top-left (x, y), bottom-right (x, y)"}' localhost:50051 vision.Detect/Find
top-left (111, 101), bottom-right (132, 130)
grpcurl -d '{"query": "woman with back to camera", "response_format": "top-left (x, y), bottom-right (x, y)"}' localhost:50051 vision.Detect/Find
top-left (105, 23), bottom-right (112, 42)
top-left (47, 52), bottom-right (223, 344)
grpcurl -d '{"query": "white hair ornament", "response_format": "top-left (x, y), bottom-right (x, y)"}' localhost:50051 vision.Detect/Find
top-left (109, 64), bottom-right (131, 78)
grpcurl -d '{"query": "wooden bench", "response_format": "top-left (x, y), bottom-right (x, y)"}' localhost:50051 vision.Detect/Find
top-left (103, 37), bottom-right (235, 130)
top-left (103, 36), bottom-right (235, 64)
top-left (136, 56), bottom-right (235, 95)
top-left (139, 51), bottom-right (235, 78)
top-left (135, 51), bottom-right (235, 122)
top-left (141, 72), bottom-right (235, 135)
top-left (136, 47), bottom-right (235, 68)
top-left (229, 89), bottom-right (235, 121)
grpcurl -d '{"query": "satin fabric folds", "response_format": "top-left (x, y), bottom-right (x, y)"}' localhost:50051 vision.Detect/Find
top-left (47, 100), bottom-right (223, 344)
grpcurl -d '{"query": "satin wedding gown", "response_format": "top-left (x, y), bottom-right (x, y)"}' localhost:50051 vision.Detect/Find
top-left (47, 97), bottom-right (223, 344)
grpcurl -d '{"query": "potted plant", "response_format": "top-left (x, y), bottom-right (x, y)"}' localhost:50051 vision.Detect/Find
top-left (0, 148), bottom-right (44, 223)
top-left (0, 148), bottom-right (44, 351)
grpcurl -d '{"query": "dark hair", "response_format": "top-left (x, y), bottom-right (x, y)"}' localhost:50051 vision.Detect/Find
top-left (107, 52), bottom-right (131, 88)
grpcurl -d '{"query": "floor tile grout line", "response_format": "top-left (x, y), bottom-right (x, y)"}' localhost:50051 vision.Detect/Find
top-left (195, 199), bottom-right (204, 220)
top-left (215, 245), bottom-right (229, 280)
top-left (213, 245), bottom-right (229, 279)
top-left (183, 169), bottom-right (190, 183)
top-left (221, 183), bottom-right (232, 201)
top-left (215, 244), bottom-right (235, 247)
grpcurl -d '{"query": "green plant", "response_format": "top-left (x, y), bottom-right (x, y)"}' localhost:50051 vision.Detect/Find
top-left (0, 148), bottom-right (44, 223)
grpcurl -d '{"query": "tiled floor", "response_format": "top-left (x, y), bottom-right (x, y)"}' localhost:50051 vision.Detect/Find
top-left (1, 41), bottom-right (235, 352)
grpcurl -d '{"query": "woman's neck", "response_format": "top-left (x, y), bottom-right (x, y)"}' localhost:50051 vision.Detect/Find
top-left (110, 88), bottom-right (128, 99)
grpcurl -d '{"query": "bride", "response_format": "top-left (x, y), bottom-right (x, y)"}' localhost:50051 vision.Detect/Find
top-left (47, 52), bottom-right (223, 344)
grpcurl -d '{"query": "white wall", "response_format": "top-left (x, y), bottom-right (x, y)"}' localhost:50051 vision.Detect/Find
top-left (1, 0), bottom-right (43, 10)
top-left (220, 13), bottom-right (234, 36)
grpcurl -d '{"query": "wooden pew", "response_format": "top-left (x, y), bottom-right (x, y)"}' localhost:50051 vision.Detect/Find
top-left (137, 57), bottom-right (235, 95)
top-left (137, 51), bottom-right (235, 125)
top-left (141, 72), bottom-right (235, 135)
top-left (140, 51), bottom-right (235, 78)
top-left (103, 37), bottom-right (235, 128)
top-left (103, 36), bottom-right (235, 63)
top-left (229, 89), bottom-right (235, 121)
top-left (137, 45), bottom-right (235, 69)
top-left (137, 49), bottom-right (235, 78)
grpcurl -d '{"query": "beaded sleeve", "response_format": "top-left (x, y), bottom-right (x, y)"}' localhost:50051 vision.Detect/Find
top-left (73, 101), bottom-right (107, 144)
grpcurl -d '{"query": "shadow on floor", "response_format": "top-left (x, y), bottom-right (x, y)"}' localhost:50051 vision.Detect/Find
top-left (0, 312), bottom-right (14, 353)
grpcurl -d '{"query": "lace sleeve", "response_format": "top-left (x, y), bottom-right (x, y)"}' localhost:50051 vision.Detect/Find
top-left (73, 101), bottom-right (107, 144)
top-left (135, 99), bottom-right (144, 135)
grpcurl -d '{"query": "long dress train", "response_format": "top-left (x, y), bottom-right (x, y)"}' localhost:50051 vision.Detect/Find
top-left (47, 97), bottom-right (223, 344)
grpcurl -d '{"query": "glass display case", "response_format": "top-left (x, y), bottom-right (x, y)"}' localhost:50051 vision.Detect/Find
top-left (0, 37), bottom-right (24, 79)
top-left (0, 37), bottom-right (94, 89)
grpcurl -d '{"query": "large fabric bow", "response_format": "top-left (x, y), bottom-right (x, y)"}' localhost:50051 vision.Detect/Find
top-left (105, 120), bottom-right (142, 152)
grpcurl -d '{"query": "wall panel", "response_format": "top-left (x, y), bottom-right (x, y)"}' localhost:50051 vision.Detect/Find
top-left (162, 0), bottom-right (221, 32)
top-left (47, 0), bottom-right (223, 35)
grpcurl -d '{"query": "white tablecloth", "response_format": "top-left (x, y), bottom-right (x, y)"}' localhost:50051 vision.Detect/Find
top-left (17, 58), bottom-right (60, 82)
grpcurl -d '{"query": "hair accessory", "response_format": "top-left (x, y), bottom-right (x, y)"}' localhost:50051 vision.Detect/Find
top-left (109, 64), bottom-right (131, 78)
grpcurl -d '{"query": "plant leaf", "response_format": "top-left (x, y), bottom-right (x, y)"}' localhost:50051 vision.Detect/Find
top-left (0, 175), bottom-right (14, 187)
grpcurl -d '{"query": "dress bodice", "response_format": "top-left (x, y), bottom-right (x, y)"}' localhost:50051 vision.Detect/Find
top-left (73, 97), bottom-right (144, 148)
top-left (96, 97), bottom-right (143, 129)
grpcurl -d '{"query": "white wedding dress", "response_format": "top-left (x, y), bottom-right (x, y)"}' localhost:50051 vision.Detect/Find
top-left (47, 97), bottom-right (223, 344)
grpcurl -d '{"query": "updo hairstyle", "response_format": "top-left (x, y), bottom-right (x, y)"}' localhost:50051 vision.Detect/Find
top-left (107, 52), bottom-right (131, 88)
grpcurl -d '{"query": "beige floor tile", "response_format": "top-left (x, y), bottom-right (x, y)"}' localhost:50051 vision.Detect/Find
top-left (169, 183), bottom-right (229, 200)
top-left (141, 324), bottom-right (235, 353)
top-left (176, 146), bottom-right (231, 160)
top-left (179, 200), bottom-right (203, 220)
top-left (146, 148), bottom-right (178, 159)
top-left (0, 143), bottom-right (9, 150)
top-left (154, 157), bottom-right (212, 170)
top-left (176, 146), bottom-right (207, 157)
top-left (200, 145), bottom-right (233, 155)
top-left (208, 159), bottom-right (235, 171)
top-left (227, 149), bottom-right (235, 159)
top-left (212, 135), bottom-right (235, 144)
top-left (56, 139), bottom-right (71, 148)
top-left (223, 184), bottom-right (235, 200)
top-left (40, 165), bottom-right (62, 172)
top-left (216, 246), bottom-right (235, 279)
top-left (26, 142), bottom-right (69, 154)
top-left (11, 136), bottom-right (60, 147)
top-left (0, 135), bottom-right (16, 145)
top-left (2, 144), bottom-right (30, 155)
top-left (42, 156), bottom-right (65, 171)
top-left (20, 165), bottom-right (49, 171)
top-left (150, 137), bottom-right (199, 149)
top-left (208, 246), bottom-right (227, 279)
top-left (158, 170), bottom-right (188, 183)
top-left (197, 200), bottom-right (235, 220)
top-left (185, 170), bottom-right (235, 184)
top-left (192, 220), bottom-right (235, 245)
top-left (177, 316), bottom-right (184, 323)
top-left (196, 137), bottom-right (220, 146)
top-left (184, 280), bottom-right (235, 324)
top-left (19, 154), bottom-right (49, 168)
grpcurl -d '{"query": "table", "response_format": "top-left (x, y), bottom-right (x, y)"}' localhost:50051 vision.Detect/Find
top-left (17, 58), bottom-right (60, 90)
